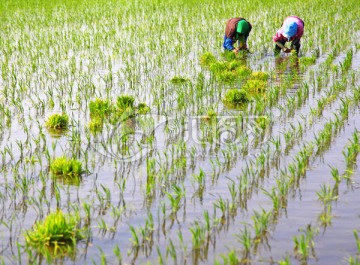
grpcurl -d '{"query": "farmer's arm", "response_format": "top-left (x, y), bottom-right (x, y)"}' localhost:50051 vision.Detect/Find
top-left (223, 37), bottom-right (237, 52)
top-left (274, 41), bottom-right (290, 52)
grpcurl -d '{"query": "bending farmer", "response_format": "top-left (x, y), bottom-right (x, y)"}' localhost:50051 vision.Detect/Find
top-left (273, 16), bottom-right (304, 55)
top-left (223, 17), bottom-right (252, 53)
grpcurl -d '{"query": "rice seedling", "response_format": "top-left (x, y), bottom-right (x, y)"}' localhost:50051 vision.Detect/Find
top-left (242, 79), bottom-right (267, 94)
top-left (318, 204), bottom-right (333, 227)
top-left (25, 210), bottom-right (84, 256)
top-left (137, 102), bottom-right (150, 114)
top-left (222, 89), bottom-right (249, 107)
top-left (88, 117), bottom-right (103, 134)
top-left (45, 113), bottom-right (69, 131)
top-left (278, 256), bottom-right (291, 265)
top-left (252, 209), bottom-right (271, 239)
top-left (293, 225), bottom-right (318, 263)
top-left (89, 98), bottom-right (112, 119)
top-left (199, 52), bottom-right (217, 67)
top-left (348, 256), bottom-right (360, 265)
top-left (236, 227), bottom-right (252, 256)
top-left (170, 76), bottom-right (190, 84)
top-left (50, 156), bottom-right (82, 176)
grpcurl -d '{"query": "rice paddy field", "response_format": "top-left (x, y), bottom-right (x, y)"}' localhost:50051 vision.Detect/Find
top-left (1, 0), bottom-right (360, 264)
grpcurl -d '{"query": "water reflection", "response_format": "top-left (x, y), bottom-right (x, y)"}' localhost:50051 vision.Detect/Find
top-left (274, 56), bottom-right (302, 90)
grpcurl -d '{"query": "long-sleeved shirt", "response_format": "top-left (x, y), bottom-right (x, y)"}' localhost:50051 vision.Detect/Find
top-left (273, 16), bottom-right (304, 43)
top-left (223, 18), bottom-right (252, 51)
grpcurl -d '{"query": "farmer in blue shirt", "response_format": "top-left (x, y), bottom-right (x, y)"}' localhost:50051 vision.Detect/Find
top-left (223, 18), bottom-right (252, 53)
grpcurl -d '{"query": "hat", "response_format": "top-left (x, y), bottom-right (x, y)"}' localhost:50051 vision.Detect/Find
top-left (237, 20), bottom-right (250, 36)
top-left (283, 21), bottom-right (297, 39)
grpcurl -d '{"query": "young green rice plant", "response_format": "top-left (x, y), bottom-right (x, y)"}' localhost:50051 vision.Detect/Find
top-left (354, 230), bottom-right (360, 254)
top-left (278, 256), bottom-right (291, 265)
top-left (116, 95), bottom-right (135, 113)
top-left (50, 156), bottom-right (82, 176)
top-left (299, 55), bottom-right (317, 66)
top-left (318, 204), bottom-right (333, 227)
top-left (170, 76), bottom-right (190, 84)
top-left (242, 79), bottom-right (267, 94)
top-left (199, 52), bottom-right (217, 67)
top-left (189, 221), bottom-right (207, 251)
top-left (342, 130), bottom-right (360, 168)
top-left (166, 239), bottom-right (177, 265)
top-left (222, 89), bottom-right (249, 107)
top-left (348, 256), bottom-right (360, 265)
top-left (25, 210), bottom-right (84, 256)
top-left (249, 71), bottom-right (269, 81)
top-left (330, 166), bottom-right (341, 184)
top-left (88, 117), bottom-right (103, 134)
top-left (46, 113), bottom-right (69, 131)
top-left (293, 225), bottom-right (318, 263)
top-left (262, 187), bottom-right (280, 213)
top-left (113, 244), bottom-right (122, 265)
top-left (129, 225), bottom-right (140, 248)
top-left (192, 169), bottom-right (206, 193)
top-left (252, 209), bottom-right (271, 239)
top-left (89, 98), bottom-right (112, 119)
top-left (236, 227), bottom-right (252, 256)
top-left (218, 250), bottom-right (241, 265)
top-left (205, 108), bottom-right (217, 121)
top-left (166, 185), bottom-right (185, 216)
top-left (137, 102), bottom-right (150, 114)
top-left (340, 49), bottom-right (353, 73)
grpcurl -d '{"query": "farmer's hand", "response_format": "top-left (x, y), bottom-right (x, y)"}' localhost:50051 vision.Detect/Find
top-left (283, 47), bottom-right (292, 53)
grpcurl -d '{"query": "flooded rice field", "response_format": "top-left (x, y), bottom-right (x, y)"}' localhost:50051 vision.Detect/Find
top-left (0, 0), bottom-right (360, 264)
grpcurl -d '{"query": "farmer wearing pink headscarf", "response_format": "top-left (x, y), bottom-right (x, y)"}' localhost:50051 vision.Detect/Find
top-left (273, 16), bottom-right (304, 55)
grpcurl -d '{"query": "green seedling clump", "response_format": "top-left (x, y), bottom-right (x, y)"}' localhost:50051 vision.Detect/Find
top-left (25, 210), bottom-right (83, 256)
top-left (256, 116), bottom-right (270, 129)
top-left (250, 71), bottom-right (269, 81)
top-left (117, 95), bottom-right (135, 112)
top-left (50, 156), bottom-right (82, 176)
top-left (46, 114), bottom-right (69, 130)
top-left (207, 109), bottom-right (217, 119)
top-left (223, 89), bottom-right (249, 106)
top-left (199, 52), bottom-right (217, 67)
top-left (170, 76), bottom-right (190, 84)
top-left (137, 102), bottom-right (151, 114)
top-left (242, 79), bottom-right (267, 93)
top-left (89, 98), bottom-right (112, 119)
top-left (300, 56), bottom-right (317, 66)
top-left (88, 117), bottom-right (103, 134)
top-left (209, 62), bottom-right (228, 74)
top-left (235, 65), bottom-right (252, 79)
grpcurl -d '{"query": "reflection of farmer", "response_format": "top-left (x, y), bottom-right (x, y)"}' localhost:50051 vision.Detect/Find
top-left (273, 16), bottom-right (304, 55)
top-left (223, 18), bottom-right (252, 53)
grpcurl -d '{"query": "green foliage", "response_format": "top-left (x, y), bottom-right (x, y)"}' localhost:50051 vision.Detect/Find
top-left (207, 109), bottom-right (217, 119)
top-left (25, 210), bottom-right (83, 256)
top-left (170, 76), bottom-right (190, 84)
top-left (50, 156), bottom-right (82, 176)
top-left (46, 114), bottom-right (69, 130)
top-left (250, 71), bottom-right (269, 81)
top-left (223, 89), bottom-right (249, 106)
top-left (242, 79), bottom-right (267, 93)
top-left (137, 102), bottom-right (150, 114)
top-left (88, 117), bottom-right (103, 133)
top-left (117, 95), bottom-right (135, 112)
top-left (256, 116), bottom-right (270, 129)
top-left (300, 56), bottom-right (317, 66)
top-left (199, 52), bottom-right (217, 67)
top-left (89, 98), bottom-right (112, 119)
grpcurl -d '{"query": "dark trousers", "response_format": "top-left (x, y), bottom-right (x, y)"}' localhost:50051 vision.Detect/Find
top-left (274, 40), bottom-right (301, 55)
